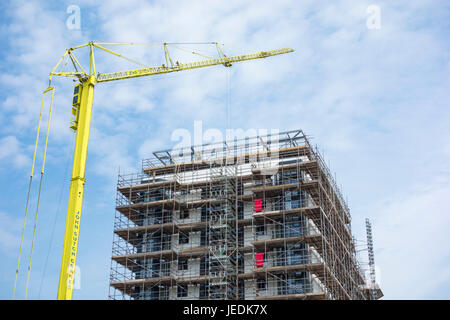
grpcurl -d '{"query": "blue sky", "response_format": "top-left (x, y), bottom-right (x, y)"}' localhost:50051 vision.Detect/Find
top-left (1, 0), bottom-right (450, 299)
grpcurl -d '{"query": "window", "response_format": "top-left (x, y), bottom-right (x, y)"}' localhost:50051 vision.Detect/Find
top-left (274, 224), bottom-right (285, 239)
top-left (143, 232), bottom-right (171, 252)
top-left (160, 260), bottom-right (170, 276)
top-left (238, 201), bottom-right (244, 219)
top-left (285, 216), bottom-right (305, 237)
top-left (287, 272), bottom-right (307, 294)
top-left (284, 190), bottom-right (301, 210)
top-left (237, 183), bottom-right (243, 195)
top-left (180, 209), bottom-right (189, 219)
top-left (280, 170), bottom-right (298, 184)
top-left (200, 284), bottom-right (208, 298)
top-left (238, 280), bottom-right (245, 300)
top-left (136, 286), bottom-right (168, 300)
top-left (177, 284), bottom-right (188, 298)
top-left (201, 207), bottom-right (210, 222)
top-left (257, 278), bottom-right (266, 290)
top-left (286, 243), bottom-right (306, 266)
top-left (200, 231), bottom-right (209, 246)
top-left (200, 257), bottom-right (209, 276)
top-left (238, 227), bottom-right (244, 247)
top-left (256, 225), bottom-right (265, 236)
top-left (179, 232), bottom-right (189, 244)
top-left (238, 253), bottom-right (244, 273)
top-left (178, 259), bottom-right (188, 271)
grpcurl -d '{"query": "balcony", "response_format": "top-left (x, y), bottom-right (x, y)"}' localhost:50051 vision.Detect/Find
top-left (255, 285), bottom-right (326, 300)
top-left (252, 219), bottom-right (322, 250)
top-left (135, 260), bottom-right (175, 280)
top-left (112, 235), bottom-right (178, 266)
top-left (252, 197), bottom-right (319, 220)
top-left (131, 285), bottom-right (171, 300)
top-left (110, 257), bottom-right (176, 299)
top-left (114, 209), bottom-right (176, 230)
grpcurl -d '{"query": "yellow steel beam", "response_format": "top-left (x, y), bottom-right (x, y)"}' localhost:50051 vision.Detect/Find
top-left (57, 76), bottom-right (96, 300)
top-left (51, 72), bottom-right (85, 78)
top-left (94, 42), bottom-right (164, 45)
top-left (50, 50), bottom-right (70, 79)
top-left (92, 43), bottom-right (149, 68)
top-left (68, 51), bottom-right (87, 76)
top-left (69, 43), bottom-right (91, 50)
top-left (96, 47), bottom-right (294, 82)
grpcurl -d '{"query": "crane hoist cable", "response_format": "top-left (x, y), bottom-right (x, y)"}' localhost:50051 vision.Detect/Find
top-left (25, 86), bottom-right (55, 299)
top-left (92, 43), bottom-right (150, 68)
top-left (38, 131), bottom-right (75, 299)
top-left (12, 86), bottom-right (55, 299)
top-left (13, 88), bottom-right (46, 299)
top-left (168, 44), bottom-right (215, 60)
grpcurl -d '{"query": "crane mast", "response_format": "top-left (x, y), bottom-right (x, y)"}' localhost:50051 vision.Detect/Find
top-left (57, 76), bottom-right (96, 300)
top-left (46, 42), bottom-right (293, 300)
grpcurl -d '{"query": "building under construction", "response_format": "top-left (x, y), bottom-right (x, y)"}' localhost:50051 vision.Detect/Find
top-left (108, 129), bottom-right (382, 300)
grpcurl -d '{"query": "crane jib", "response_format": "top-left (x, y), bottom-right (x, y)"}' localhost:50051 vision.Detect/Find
top-left (96, 47), bottom-right (294, 82)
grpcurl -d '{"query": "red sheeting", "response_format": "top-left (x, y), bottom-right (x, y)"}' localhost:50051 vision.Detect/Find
top-left (256, 253), bottom-right (264, 267)
top-left (254, 199), bottom-right (262, 212)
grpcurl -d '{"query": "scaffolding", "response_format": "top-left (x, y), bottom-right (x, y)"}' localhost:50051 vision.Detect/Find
top-left (108, 129), bottom-right (381, 300)
top-left (365, 218), bottom-right (380, 300)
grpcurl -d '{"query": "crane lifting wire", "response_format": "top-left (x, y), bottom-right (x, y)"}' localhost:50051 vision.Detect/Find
top-left (13, 42), bottom-right (294, 300)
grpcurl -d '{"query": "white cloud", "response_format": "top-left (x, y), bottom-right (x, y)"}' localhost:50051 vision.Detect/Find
top-left (373, 180), bottom-right (450, 299)
top-left (0, 135), bottom-right (29, 168)
top-left (0, 211), bottom-right (22, 256)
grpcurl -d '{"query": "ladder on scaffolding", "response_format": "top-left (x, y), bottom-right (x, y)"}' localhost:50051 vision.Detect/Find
top-left (365, 218), bottom-right (377, 300)
top-left (208, 164), bottom-right (238, 299)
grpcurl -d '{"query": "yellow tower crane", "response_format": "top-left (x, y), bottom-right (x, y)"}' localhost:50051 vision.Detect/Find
top-left (41, 42), bottom-right (293, 300)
